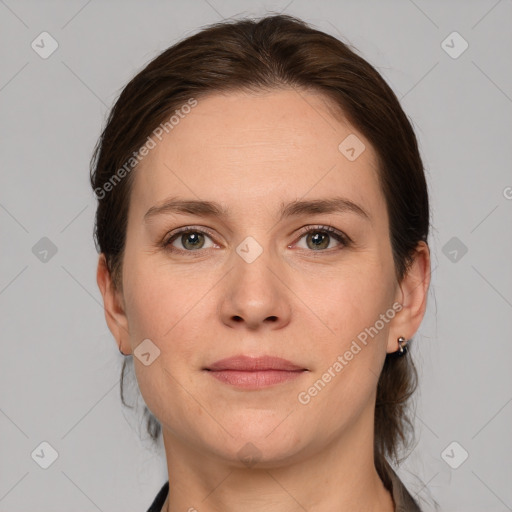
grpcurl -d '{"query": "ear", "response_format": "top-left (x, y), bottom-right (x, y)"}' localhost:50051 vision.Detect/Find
top-left (96, 254), bottom-right (132, 355)
top-left (387, 241), bottom-right (431, 353)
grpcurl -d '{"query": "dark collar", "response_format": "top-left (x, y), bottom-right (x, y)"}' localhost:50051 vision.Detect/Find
top-left (147, 469), bottom-right (422, 512)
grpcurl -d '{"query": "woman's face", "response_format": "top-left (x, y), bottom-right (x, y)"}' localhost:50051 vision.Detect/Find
top-left (103, 89), bottom-right (425, 466)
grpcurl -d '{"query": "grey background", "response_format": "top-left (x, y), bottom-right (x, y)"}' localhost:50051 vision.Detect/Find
top-left (1, 0), bottom-right (511, 510)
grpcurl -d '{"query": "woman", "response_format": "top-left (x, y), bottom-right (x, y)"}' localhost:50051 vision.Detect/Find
top-left (91, 14), bottom-right (431, 512)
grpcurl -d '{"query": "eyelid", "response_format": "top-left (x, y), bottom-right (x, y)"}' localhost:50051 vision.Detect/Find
top-left (163, 225), bottom-right (219, 249)
top-left (162, 224), bottom-right (351, 253)
top-left (291, 224), bottom-right (351, 249)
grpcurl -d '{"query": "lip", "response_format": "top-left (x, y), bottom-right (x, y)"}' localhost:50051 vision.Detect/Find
top-left (205, 355), bottom-right (306, 372)
top-left (204, 355), bottom-right (308, 390)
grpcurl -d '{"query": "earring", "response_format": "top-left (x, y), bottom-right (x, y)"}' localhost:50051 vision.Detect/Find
top-left (396, 336), bottom-right (408, 356)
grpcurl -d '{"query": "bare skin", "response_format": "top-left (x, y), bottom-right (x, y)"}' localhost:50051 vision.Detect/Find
top-left (97, 88), bottom-right (430, 512)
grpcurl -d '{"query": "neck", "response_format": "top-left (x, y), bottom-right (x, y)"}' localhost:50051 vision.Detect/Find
top-left (159, 409), bottom-right (395, 512)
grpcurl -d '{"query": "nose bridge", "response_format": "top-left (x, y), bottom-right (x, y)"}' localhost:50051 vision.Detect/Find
top-left (219, 232), bottom-right (291, 329)
top-left (232, 233), bottom-right (278, 301)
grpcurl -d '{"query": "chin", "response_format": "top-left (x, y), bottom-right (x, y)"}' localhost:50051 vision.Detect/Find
top-left (202, 424), bottom-right (305, 469)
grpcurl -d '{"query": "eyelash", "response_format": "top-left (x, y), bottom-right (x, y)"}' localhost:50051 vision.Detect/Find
top-left (162, 225), bottom-right (351, 255)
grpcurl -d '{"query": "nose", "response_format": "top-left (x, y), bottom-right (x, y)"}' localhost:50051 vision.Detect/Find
top-left (218, 245), bottom-right (292, 331)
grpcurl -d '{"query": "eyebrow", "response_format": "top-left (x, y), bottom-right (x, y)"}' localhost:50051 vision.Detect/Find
top-left (144, 196), bottom-right (371, 223)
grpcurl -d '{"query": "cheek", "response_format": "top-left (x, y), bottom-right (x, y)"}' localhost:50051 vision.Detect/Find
top-left (124, 263), bottom-right (210, 431)
top-left (122, 256), bottom-right (219, 379)
top-left (298, 259), bottom-right (395, 407)
top-left (300, 278), bottom-right (392, 425)
top-left (298, 258), bottom-right (394, 341)
top-left (123, 254), bottom-right (196, 340)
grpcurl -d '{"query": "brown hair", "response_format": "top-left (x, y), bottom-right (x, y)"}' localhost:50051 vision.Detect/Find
top-left (90, 13), bottom-right (429, 487)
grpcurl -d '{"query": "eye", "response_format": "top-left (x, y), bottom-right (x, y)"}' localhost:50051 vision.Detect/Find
top-left (164, 227), bottom-right (217, 252)
top-left (294, 225), bottom-right (350, 251)
top-left (162, 224), bottom-right (351, 255)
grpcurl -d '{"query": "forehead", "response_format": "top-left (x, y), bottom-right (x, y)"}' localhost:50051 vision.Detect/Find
top-left (131, 88), bottom-right (385, 219)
